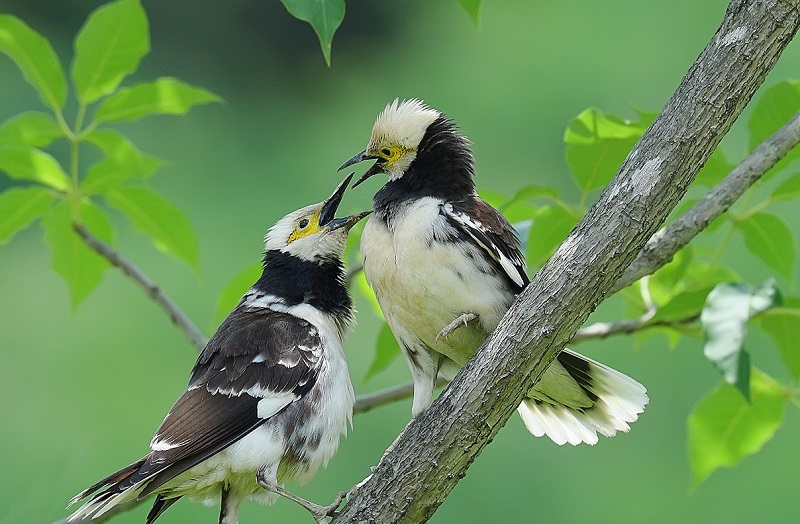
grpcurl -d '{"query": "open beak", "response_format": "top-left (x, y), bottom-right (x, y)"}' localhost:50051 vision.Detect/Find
top-left (338, 150), bottom-right (385, 188)
top-left (319, 173), bottom-right (353, 226)
top-left (319, 173), bottom-right (372, 231)
top-left (326, 209), bottom-right (372, 231)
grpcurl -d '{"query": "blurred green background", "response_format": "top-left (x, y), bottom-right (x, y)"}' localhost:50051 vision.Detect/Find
top-left (1, 1), bottom-right (799, 523)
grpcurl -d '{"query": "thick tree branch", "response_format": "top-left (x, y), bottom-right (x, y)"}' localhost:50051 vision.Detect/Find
top-left (73, 223), bottom-right (209, 351)
top-left (612, 111), bottom-right (800, 294)
top-left (333, 2), bottom-right (800, 522)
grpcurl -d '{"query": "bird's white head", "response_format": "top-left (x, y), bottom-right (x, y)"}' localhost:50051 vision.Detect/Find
top-left (265, 174), bottom-right (370, 262)
top-left (340, 99), bottom-right (440, 185)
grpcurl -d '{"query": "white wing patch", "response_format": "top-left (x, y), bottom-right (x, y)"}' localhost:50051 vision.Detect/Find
top-left (442, 203), bottom-right (526, 288)
top-left (257, 391), bottom-right (300, 419)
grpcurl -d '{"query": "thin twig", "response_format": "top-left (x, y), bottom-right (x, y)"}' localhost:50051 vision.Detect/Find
top-left (612, 110), bottom-right (800, 295)
top-left (572, 313), bottom-right (699, 343)
top-left (73, 223), bottom-right (209, 351)
top-left (354, 378), bottom-right (447, 414)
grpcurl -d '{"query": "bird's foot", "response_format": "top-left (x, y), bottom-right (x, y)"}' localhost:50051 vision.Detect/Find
top-left (257, 472), bottom-right (343, 523)
top-left (436, 312), bottom-right (477, 341)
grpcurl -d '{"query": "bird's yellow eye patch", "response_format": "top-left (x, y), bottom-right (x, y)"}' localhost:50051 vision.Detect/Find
top-left (288, 214), bottom-right (321, 243)
top-left (376, 145), bottom-right (406, 164)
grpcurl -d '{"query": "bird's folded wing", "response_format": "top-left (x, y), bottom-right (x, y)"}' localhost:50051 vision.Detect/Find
top-left (440, 196), bottom-right (529, 290)
top-left (127, 309), bottom-right (322, 498)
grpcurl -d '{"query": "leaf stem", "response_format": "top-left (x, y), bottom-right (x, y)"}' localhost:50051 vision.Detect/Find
top-left (72, 222), bottom-right (209, 351)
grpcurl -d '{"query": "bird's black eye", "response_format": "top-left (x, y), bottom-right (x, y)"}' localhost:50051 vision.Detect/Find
top-left (380, 147), bottom-right (392, 157)
top-left (298, 218), bottom-right (309, 229)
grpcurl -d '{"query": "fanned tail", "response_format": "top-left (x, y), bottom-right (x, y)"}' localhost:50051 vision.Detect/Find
top-left (66, 458), bottom-right (150, 522)
top-left (517, 349), bottom-right (648, 446)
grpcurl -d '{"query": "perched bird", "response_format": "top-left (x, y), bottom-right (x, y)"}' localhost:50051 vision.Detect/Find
top-left (67, 174), bottom-right (370, 524)
top-left (340, 99), bottom-right (648, 446)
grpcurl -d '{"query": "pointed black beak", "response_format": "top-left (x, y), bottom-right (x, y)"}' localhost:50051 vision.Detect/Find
top-left (319, 173), bottom-right (353, 226)
top-left (326, 210), bottom-right (372, 232)
top-left (338, 150), bottom-right (373, 171)
top-left (338, 150), bottom-right (385, 188)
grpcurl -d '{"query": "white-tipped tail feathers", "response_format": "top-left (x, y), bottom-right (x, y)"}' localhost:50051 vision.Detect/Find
top-left (517, 349), bottom-right (648, 446)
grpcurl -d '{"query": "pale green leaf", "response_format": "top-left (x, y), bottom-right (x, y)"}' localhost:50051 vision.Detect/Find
top-left (682, 263), bottom-right (740, 290)
top-left (700, 281), bottom-right (781, 399)
top-left (42, 200), bottom-right (113, 307)
top-left (456, 0), bottom-right (482, 26)
top-left (647, 247), bottom-right (693, 306)
top-left (651, 285), bottom-right (713, 324)
top-left (771, 174), bottom-right (800, 201)
top-left (93, 77), bottom-right (222, 124)
top-left (82, 129), bottom-right (162, 194)
top-left (748, 80), bottom-right (800, 171)
top-left (279, 0), bottom-right (345, 66)
top-left (365, 323), bottom-right (402, 382)
top-left (355, 270), bottom-right (383, 319)
top-left (214, 263), bottom-right (262, 323)
top-left (0, 186), bottom-right (55, 244)
top-left (0, 145), bottom-right (70, 191)
top-left (564, 108), bottom-right (647, 194)
top-left (0, 112), bottom-right (63, 148)
top-left (694, 147), bottom-right (735, 187)
top-left (105, 185), bottom-right (198, 269)
top-left (71, 0), bottom-right (149, 104)
top-left (755, 297), bottom-right (800, 379)
top-left (735, 212), bottom-right (795, 280)
top-left (0, 15), bottom-right (67, 110)
top-left (526, 205), bottom-right (580, 268)
top-left (688, 369), bottom-right (787, 488)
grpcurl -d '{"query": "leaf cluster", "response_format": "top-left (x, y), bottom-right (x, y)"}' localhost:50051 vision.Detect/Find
top-left (0, 0), bottom-right (220, 307)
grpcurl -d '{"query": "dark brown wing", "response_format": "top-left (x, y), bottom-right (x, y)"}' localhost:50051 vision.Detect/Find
top-left (440, 195), bottom-right (529, 292)
top-left (83, 308), bottom-right (323, 500)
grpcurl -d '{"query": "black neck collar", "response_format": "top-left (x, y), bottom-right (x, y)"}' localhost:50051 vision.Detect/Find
top-left (251, 250), bottom-right (352, 321)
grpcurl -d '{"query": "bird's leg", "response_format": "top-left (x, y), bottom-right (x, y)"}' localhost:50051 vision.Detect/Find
top-left (436, 312), bottom-right (477, 341)
top-left (219, 486), bottom-right (241, 524)
top-left (256, 469), bottom-right (344, 523)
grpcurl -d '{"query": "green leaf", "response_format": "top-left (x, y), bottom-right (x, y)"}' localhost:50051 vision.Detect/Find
top-left (214, 263), bottom-right (262, 323)
top-left (456, 0), bottom-right (482, 26)
top-left (564, 108), bottom-right (647, 194)
top-left (71, 0), bottom-right (149, 104)
top-left (364, 323), bottom-right (402, 382)
top-left (755, 298), bottom-right (800, 379)
top-left (688, 369), bottom-right (787, 488)
top-left (105, 185), bottom-right (198, 270)
top-left (355, 270), bottom-right (383, 319)
top-left (0, 112), bottom-right (63, 148)
top-left (735, 212), bottom-right (795, 280)
top-left (700, 281), bottom-right (781, 399)
top-left (748, 80), bottom-right (800, 170)
top-left (0, 15), bottom-right (67, 111)
top-left (771, 173), bottom-right (800, 201)
top-left (82, 129), bottom-right (161, 194)
top-left (42, 200), bottom-right (113, 307)
top-left (651, 285), bottom-right (714, 324)
top-left (279, 0), bottom-right (345, 66)
top-left (0, 186), bottom-right (55, 244)
top-left (93, 77), bottom-right (222, 124)
top-left (498, 184), bottom-right (559, 215)
top-left (647, 247), bottom-right (693, 306)
top-left (683, 262), bottom-right (740, 290)
top-left (694, 147), bottom-right (735, 187)
top-left (526, 205), bottom-right (580, 268)
top-left (0, 145), bottom-right (70, 191)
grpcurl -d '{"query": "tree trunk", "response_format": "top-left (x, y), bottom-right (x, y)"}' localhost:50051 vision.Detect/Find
top-left (332, 1), bottom-right (800, 522)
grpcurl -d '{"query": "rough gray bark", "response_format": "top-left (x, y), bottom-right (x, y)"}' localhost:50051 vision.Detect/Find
top-left (332, 1), bottom-right (800, 522)
top-left (612, 109), bottom-right (800, 294)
